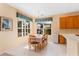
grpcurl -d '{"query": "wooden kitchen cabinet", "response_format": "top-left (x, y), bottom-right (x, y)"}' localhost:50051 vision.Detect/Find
top-left (60, 15), bottom-right (79, 29)
top-left (73, 16), bottom-right (77, 28)
top-left (65, 16), bottom-right (73, 29)
top-left (60, 17), bottom-right (66, 29)
top-left (77, 16), bottom-right (79, 28)
top-left (73, 16), bottom-right (79, 29)
top-left (58, 35), bottom-right (66, 44)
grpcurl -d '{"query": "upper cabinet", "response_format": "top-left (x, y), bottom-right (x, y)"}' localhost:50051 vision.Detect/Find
top-left (66, 16), bottom-right (74, 29)
top-left (60, 17), bottom-right (66, 29)
top-left (73, 16), bottom-right (79, 29)
top-left (60, 15), bottom-right (79, 29)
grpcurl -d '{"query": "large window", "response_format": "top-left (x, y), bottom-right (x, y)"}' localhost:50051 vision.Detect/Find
top-left (18, 21), bottom-right (22, 37)
top-left (44, 24), bottom-right (51, 35)
top-left (37, 23), bottom-right (43, 34)
top-left (16, 12), bottom-right (32, 37)
top-left (36, 17), bottom-right (52, 35)
top-left (37, 23), bottom-right (51, 35)
top-left (17, 20), bottom-right (31, 37)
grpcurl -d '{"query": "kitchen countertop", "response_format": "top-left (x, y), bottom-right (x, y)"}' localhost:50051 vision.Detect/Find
top-left (61, 34), bottom-right (79, 42)
top-left (60, 34), bottom-right (79, 56)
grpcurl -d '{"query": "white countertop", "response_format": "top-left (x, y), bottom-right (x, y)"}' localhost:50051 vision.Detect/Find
top-left (61, 34), bottom-right (79, 42)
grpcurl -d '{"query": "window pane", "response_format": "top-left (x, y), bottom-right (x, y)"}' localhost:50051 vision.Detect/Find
top-left (44, 29), bottom-right (51, 35)
top-left (37, 29), bottom-right (43, 34)
top-left (28, 29), bottom-right (30, 33)
top-left (18, 21), bottom-right (22, 28)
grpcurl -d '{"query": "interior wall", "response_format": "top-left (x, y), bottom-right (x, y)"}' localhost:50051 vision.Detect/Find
top-left (50, 16), bottom-right (59, 43)
top-left (0, 4), bottom-right (27, 53)
top-left (31, 18), bottom-right (37, 35)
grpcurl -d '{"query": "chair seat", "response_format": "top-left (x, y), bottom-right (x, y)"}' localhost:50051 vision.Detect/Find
top-left (31, 41), bottom-right (39, 44)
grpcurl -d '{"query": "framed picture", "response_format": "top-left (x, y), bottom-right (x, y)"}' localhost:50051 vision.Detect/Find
top-left (0, 17), bottom-right (13, 31)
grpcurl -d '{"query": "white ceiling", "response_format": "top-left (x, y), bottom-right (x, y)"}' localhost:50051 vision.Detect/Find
top-left (7, 3), bottom-right (79, 17)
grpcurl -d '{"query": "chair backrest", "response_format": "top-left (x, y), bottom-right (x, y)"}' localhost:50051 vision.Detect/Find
top-left (28, 35), bottom-right (36, 43)
top-left (42, 34), bottom-right (48, 41)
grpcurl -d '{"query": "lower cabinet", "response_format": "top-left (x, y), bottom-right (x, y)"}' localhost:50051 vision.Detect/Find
top-left (58, 35), bottom-right (66, 44)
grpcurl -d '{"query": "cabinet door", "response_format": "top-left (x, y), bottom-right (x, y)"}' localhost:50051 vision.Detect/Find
top-left (73, 15), bottom-right (79, 29)
top-left (66, 16), bottom-right (73, 29)
top-left (60, 17), bottom-right (66, 29)
top-left (58, 35), bottom-right (66, 44)
top-left (76, 16), bottom-right (79, 29)
top-left (73, 16), bottom-right (77, 29)
top-left (0, 18), bottom-right (1, 31)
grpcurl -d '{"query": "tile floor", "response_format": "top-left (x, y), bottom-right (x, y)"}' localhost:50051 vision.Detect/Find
top-left (1, 41), bottom-right (66, 56)
top-left (0, 53), bottom-right (13, 56)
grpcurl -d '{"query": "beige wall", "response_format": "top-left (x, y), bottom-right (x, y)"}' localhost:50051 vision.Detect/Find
top-left (31, 18), bottom-right (37, 35)
top-left (51, 16), bottom-right (59, 43)
top-left (51, 16), bottom-right (59, 34)
top-left (0, 4), bottom-right (28, 53)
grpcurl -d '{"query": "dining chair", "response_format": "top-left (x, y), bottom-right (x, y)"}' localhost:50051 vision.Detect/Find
top-left (40, 34), bottom-right (48, 49)
top-left (28, 35), bottom-right (41, 51)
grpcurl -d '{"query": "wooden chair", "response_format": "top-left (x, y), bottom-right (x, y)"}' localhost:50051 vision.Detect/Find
top-left (43, 34), bottom-right (48, 46)
top-left (28, 35), bottom-right (41, 51)
top-left (40, 34), bottom-right (48, 49)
